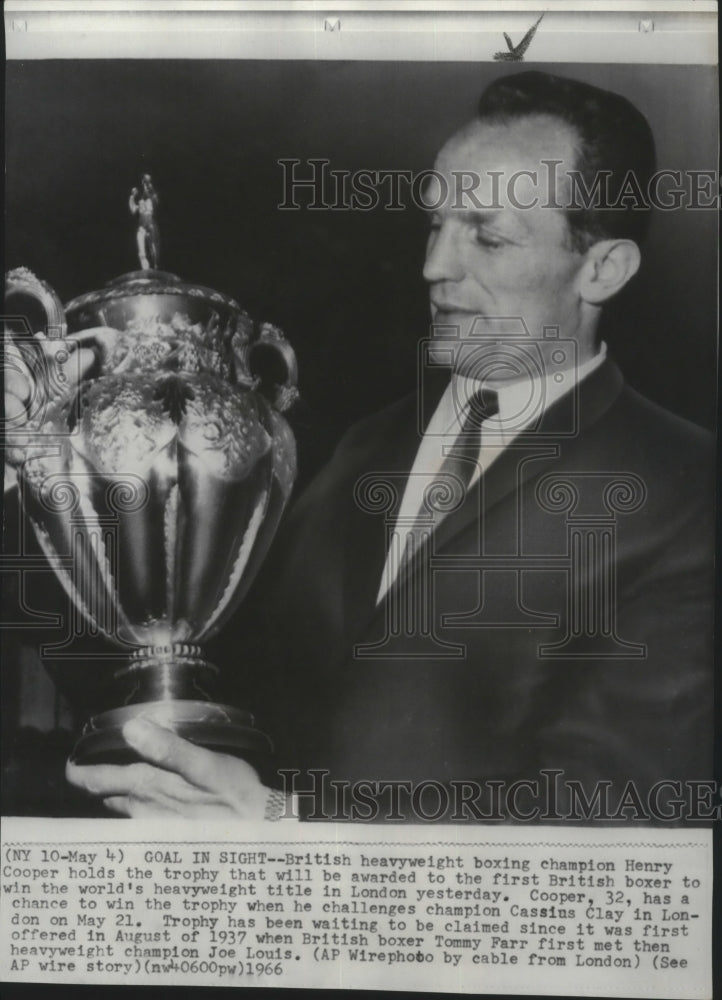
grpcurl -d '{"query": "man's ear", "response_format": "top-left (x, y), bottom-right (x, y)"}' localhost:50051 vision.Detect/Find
top-left (578, 239), bottom-right (641, 305)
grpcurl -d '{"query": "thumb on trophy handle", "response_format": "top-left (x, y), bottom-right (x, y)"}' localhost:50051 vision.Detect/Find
top-left (5, 267), bottom-right (122, 379)
top-left (3, 328), bottom-right (117, 435)
top-left (67, 325), bottom-right (123, 373)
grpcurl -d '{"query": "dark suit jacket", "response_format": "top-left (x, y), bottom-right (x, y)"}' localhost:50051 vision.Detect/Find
top-left (261, 358), bottom-right (714, 821)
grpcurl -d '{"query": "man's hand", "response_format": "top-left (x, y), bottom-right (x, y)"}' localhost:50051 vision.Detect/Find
top-left (66, 718), bottom-right (272, 819)
top-left (4, 327), bottom-right (118, 424)
top-left (4, 327), bottom-right (120, 490)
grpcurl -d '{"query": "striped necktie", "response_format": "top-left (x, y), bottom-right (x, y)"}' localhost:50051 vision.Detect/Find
top-left (399, 386), bottom-right (499, 573)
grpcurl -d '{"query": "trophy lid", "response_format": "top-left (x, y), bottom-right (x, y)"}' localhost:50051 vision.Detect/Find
top-left (64, 175), bottom-right (247, 325)
top-left (64, 268), bottom-right (246, 324)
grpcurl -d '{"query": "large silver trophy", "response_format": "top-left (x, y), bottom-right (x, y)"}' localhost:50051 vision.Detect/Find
top-left (5, 177), bottom-right (297, 763)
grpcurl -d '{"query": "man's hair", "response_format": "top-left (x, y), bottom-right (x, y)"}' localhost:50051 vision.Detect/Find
top-left (477, 71), bottom-right (657, 250)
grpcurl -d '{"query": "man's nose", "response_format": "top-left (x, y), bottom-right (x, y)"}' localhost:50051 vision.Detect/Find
top-left (423, 222), bottom-right (464, 283)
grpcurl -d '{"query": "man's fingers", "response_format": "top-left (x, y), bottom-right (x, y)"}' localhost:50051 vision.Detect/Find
top-left (102, 796), bottom-right (132, 816)
top-left (66, 326), bottom-right (120, 345)
top-left (121, 718), bottom-right (229, 791)
top-left (66, 757), bottom-right (200, 800)
top-left (66, 758), bottom-right (167, 797)
top-left (66, 722), bottom-right (268, 820)
top-left (4, 328), bottom-right (116, 409)
top-left (103, 796), bottom-right (180, 819)
top-left (5, 387), bottom-right (32, 421)
top-left (37, 327), bottom-right (121, 388)
top-left (5, 373), bottom-right (32, 405)
top-left (121, 719), bottom-right (267, 815)
top-left (70, 346), bottom-right (98, 383)
top-left (67, 327), bottom-right (121, 370)
top-left (63, 328), bottom-right (121, 383)
top-left (4, 339), bottom-right (35, 404)
top-left (67, 756), bottom-right (219, 808)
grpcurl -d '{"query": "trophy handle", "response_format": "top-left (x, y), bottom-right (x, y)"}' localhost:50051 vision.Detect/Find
top-left (5, 268), bottom-right (71, 426)
top-left (5, 267), bottom-right (68, 339)
top-left (248, 322), bottom-right (299, 413)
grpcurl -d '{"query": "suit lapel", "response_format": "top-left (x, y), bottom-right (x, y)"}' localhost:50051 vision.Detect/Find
top-left (351, 358), bottom-right (625, 645)
top-left (341, 370), bottom-right (448, 641)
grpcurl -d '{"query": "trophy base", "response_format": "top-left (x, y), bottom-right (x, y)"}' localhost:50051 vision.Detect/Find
top-left (72, 700), bottom-right (273, 765)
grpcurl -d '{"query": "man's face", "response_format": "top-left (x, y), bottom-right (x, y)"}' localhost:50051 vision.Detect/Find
top-left (423, 115), bottom-right (590, 381)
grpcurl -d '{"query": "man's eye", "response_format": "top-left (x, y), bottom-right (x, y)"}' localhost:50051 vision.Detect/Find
top-left (473, 229), bottom-right (503, 249)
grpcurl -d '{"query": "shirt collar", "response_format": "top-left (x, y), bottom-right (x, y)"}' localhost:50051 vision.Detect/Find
top-left (444, 342), bottom-right (608, 435)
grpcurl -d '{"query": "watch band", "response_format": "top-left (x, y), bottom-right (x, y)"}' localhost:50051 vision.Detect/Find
top-left (264, 788), bottom-right (289, 821)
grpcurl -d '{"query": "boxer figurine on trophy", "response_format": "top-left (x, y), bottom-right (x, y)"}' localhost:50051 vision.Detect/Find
top-left (128, 173), bottom-right (160, 270)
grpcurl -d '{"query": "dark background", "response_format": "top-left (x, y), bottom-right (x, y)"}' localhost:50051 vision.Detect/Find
top-left (2, 59), bottom-right (718, 816)
top-left (5, 59), bottom-right (719, 471)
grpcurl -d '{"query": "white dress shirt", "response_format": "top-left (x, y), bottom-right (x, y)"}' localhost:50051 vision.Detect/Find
top-left (376, 343), bottom-right (608, 603)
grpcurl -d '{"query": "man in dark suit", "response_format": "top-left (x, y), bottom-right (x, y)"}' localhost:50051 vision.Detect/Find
top-left (65, 72), bottom-right (714, 822)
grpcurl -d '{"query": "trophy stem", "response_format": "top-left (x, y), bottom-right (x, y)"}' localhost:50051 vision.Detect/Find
top-left (115, 643), bottom-right (220, 704)
top-left (71, 644), bottom-right (273, 765)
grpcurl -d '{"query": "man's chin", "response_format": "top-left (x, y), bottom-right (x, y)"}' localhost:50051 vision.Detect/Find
top-left (427, 316), bottom-right (480, 369)
top-left (430, 310), bottom-right (478, 336)
top-left (427, 339), bottom-right (535, 383)
top-left (431, 314), bottom-right (531, 340)
top-left (427, 313), bottom-right (541, 379)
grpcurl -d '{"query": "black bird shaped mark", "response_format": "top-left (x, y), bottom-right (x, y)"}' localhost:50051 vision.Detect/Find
top-left (494, 13), bottom-right (544, 62)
